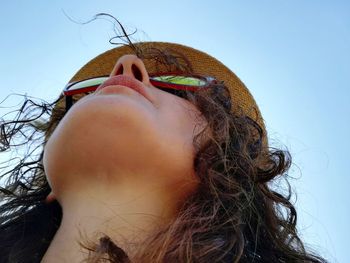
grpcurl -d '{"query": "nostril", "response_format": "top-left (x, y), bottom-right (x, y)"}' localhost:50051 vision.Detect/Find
top-left (131, 64), bottom-right (143, 82)
top-left (115, 65), bottom-right (124, 75)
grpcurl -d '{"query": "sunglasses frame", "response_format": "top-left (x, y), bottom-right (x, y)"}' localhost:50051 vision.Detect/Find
top-left (63, 73), bottom-right (217, 112)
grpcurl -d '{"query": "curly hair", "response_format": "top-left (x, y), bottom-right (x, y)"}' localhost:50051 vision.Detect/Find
top-left (0, 15), bottom-right (328, 263)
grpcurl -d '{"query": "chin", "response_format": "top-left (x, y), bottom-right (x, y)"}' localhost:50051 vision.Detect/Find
top-left (43, 97), bottom-right (159, 182)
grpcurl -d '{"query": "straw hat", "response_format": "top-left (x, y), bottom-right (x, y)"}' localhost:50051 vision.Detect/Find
top-left (67, 42), bottom-right (267, 147)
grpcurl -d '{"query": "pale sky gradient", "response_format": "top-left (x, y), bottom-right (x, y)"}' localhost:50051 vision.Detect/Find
top-left (1, 1), bottom-right (349, 262)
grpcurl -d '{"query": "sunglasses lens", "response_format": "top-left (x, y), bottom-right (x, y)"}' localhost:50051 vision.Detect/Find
top-left (152, 76), bottom-right (206, 86)
top-left (68, 77), bottom-right (109, 91)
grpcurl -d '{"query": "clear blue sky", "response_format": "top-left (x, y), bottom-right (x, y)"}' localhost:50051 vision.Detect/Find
top-left (1, 1), bottom-right (349, 262)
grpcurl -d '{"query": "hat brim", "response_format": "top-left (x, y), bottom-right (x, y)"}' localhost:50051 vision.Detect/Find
top-left (68, 42), bottom-right (267, 147)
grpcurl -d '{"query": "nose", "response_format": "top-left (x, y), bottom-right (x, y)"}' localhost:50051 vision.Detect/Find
top-left (110, 55), bottom-right (150, 85)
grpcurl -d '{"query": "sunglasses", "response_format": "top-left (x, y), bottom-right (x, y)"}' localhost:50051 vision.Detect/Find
top-left (63, 73), bottom-right (217, 112)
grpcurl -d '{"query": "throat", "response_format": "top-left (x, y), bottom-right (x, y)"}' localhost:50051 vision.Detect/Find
top-left (41, 187), bottom-right (176, 262)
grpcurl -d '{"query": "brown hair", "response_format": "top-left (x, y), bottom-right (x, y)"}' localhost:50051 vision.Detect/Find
top-left (0, 15), bottom-right (328, 263)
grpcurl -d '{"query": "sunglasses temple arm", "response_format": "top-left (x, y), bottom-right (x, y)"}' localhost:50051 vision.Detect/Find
top-left (65, 96), bottom-right (73, 112)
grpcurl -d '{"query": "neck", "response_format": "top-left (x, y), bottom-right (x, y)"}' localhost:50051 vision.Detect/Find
top-left (41, 183), bottom-right (177, 262)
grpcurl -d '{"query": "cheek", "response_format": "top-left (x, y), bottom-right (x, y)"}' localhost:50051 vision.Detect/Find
top-left (158, 99), bottom-right (206, 147)
top-left (153, 100), bottom-right (207, 176)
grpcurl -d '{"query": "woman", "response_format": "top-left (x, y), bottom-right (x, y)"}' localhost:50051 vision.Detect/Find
top-left (0, 34), bottom-right (328, 262)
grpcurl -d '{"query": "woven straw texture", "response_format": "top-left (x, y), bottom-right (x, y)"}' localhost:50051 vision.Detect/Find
top-left (69, 42), bottom-right (267, 146)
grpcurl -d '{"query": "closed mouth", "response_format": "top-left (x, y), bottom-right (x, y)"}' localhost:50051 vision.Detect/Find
top-left (95, 75), bottom-right (154, 104)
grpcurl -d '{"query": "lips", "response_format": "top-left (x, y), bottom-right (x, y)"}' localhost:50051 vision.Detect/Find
top-left (95, 75), bottom-right (154, 103)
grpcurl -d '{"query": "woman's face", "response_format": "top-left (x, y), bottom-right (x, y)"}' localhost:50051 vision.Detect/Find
top-left (43, 54), bottom-right (207, 200)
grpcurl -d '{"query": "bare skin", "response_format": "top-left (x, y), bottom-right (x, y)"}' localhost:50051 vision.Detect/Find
top-left (41, 55), bottom-right (206, 262)
top-left (41, 179), bottom-right (195, 262)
